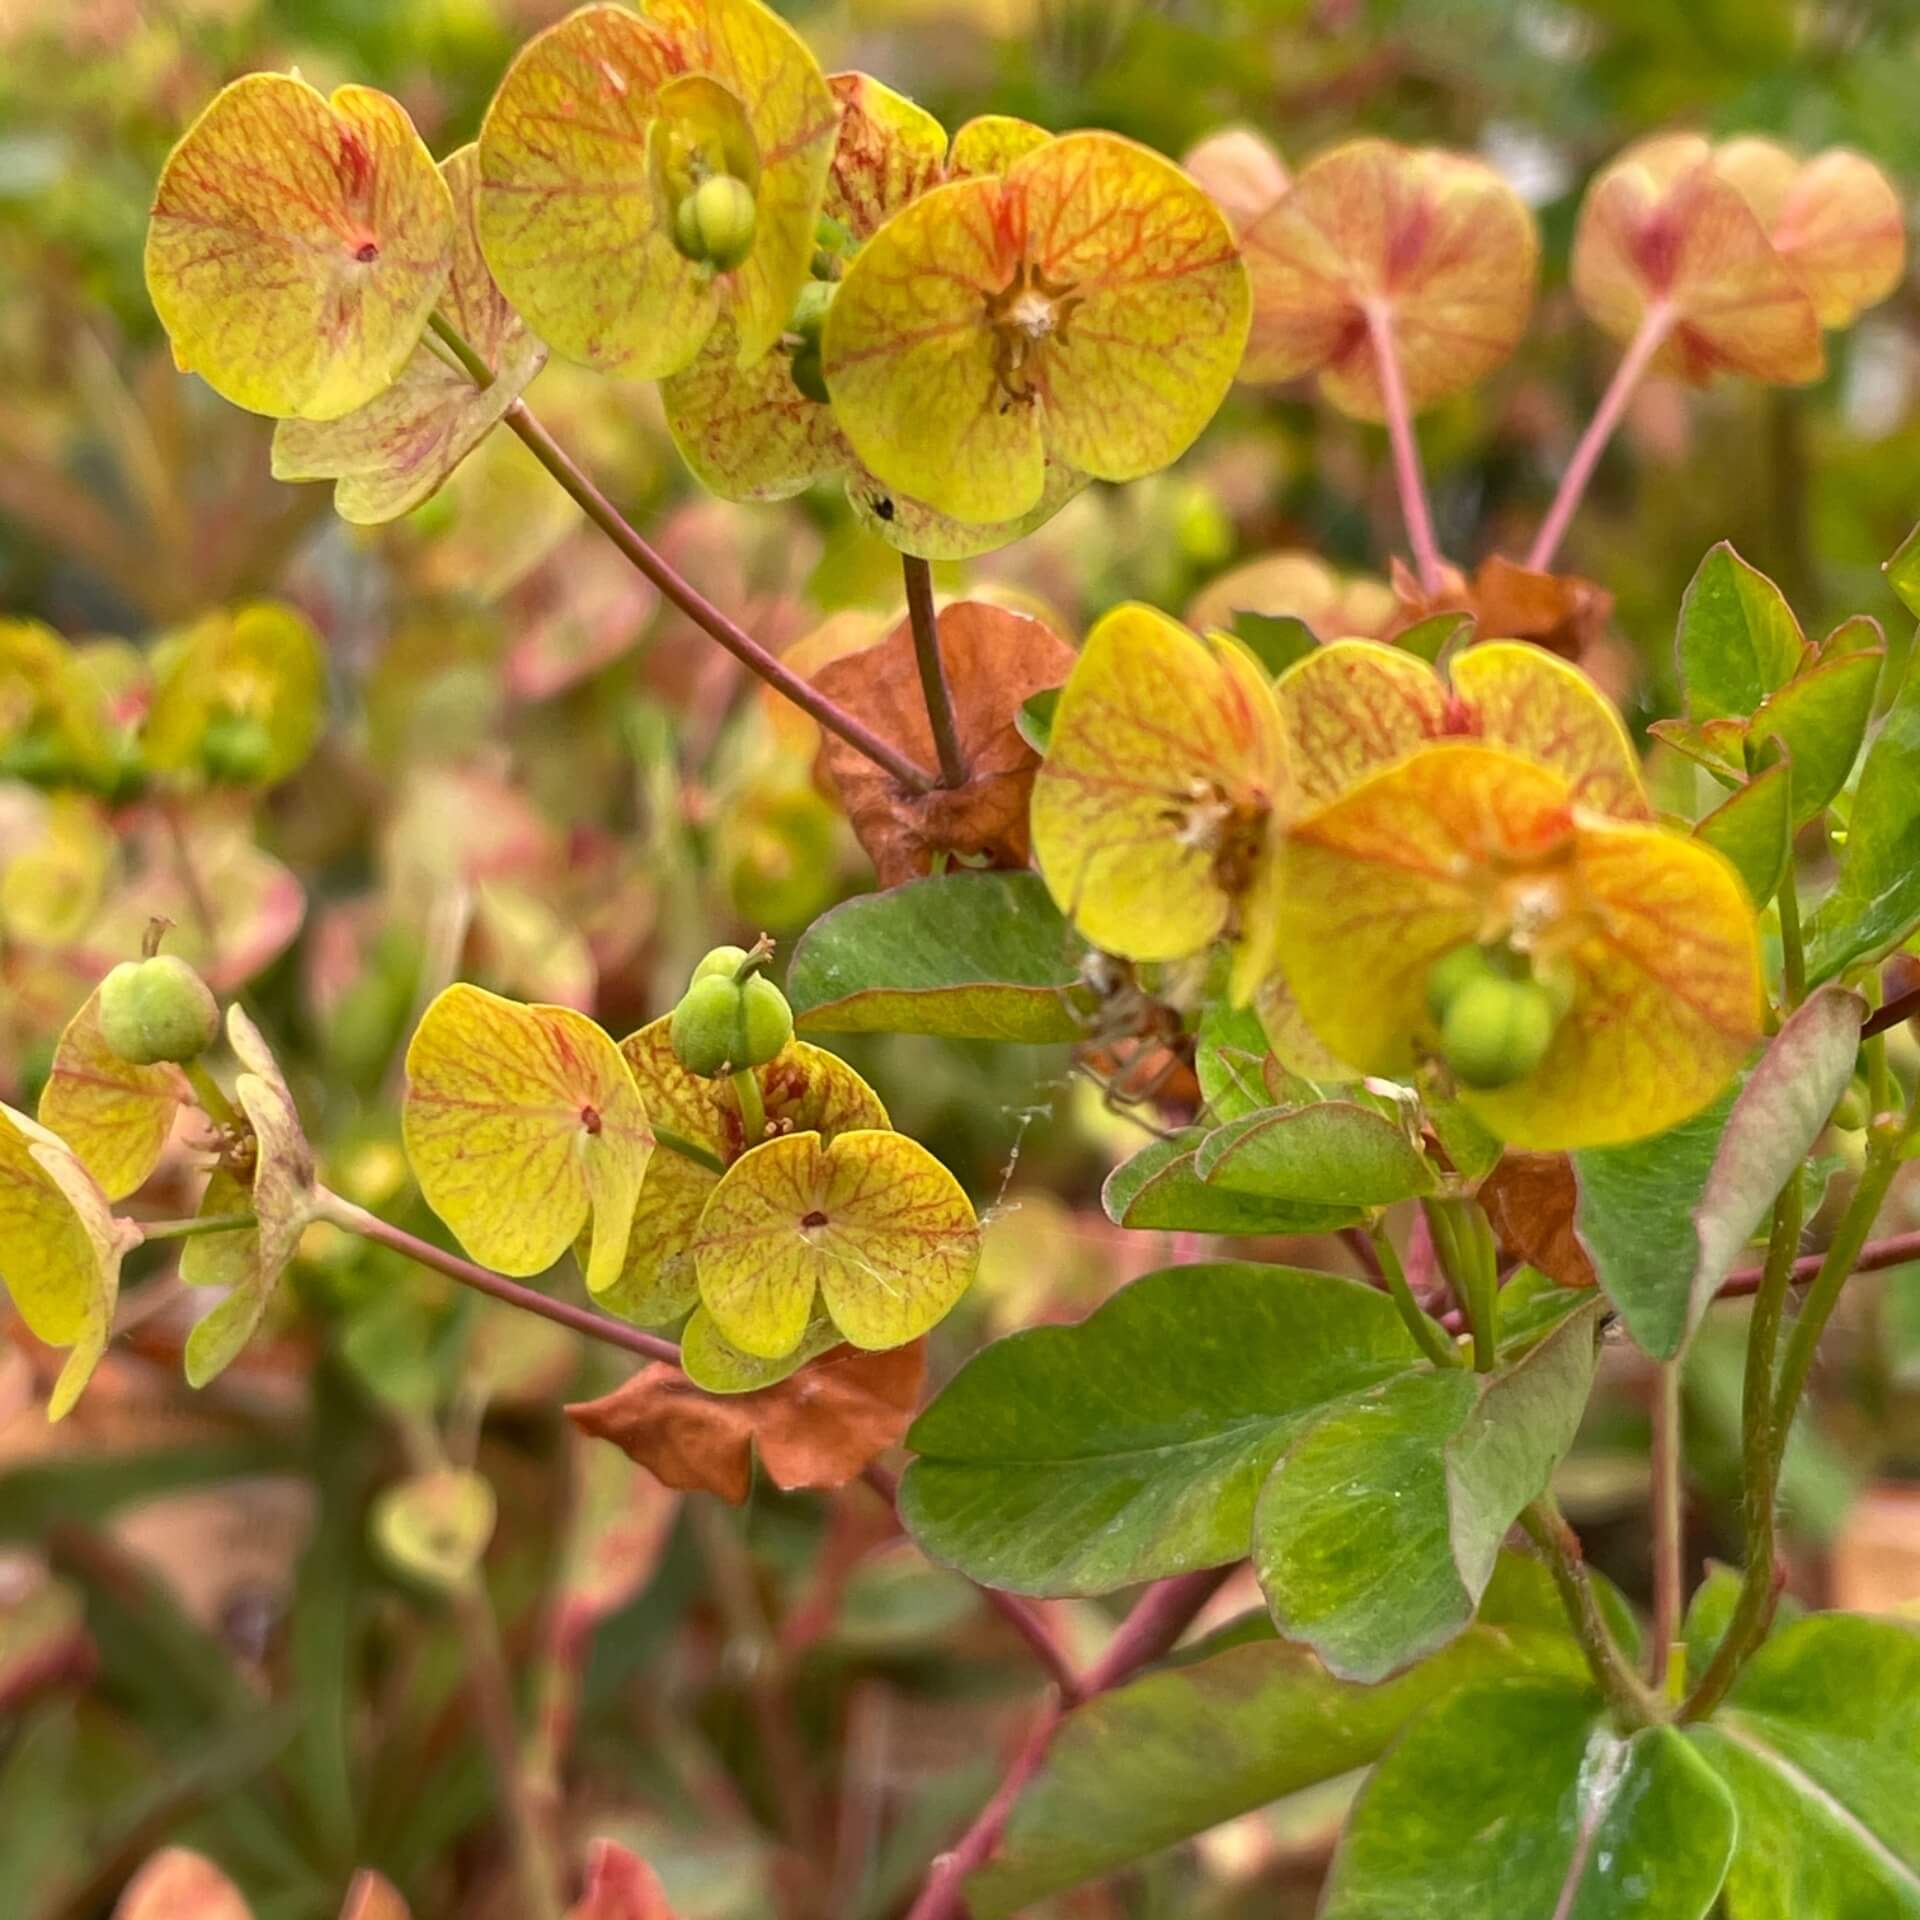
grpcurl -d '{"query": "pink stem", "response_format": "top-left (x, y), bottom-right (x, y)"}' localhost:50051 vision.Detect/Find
top-left (1527, 300), bottom-right (1674, 573)
top-left (1363, 299), bottom-right (1445, 596)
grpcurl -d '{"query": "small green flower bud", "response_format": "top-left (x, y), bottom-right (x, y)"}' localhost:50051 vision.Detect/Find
top-left (98, 954), bottom-right (220, 1066)
top-left (199, 708), bottom-right (274, 785)
top-left (1830, 1078), bottom-right (1870, 1132)
top-left (672, 173), bottom-right (757, 271)
top-left (1440, 974), bottom-right (1558, 1091)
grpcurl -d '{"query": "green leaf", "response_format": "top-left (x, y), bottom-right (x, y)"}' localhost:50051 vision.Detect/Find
top-left (969, 1616), bottom-right (1588, 1916)
top-left (1195, 1100), bottom-right (1434, 1205)
top-left (1323, 1676), bottom-right (1736, 1920)
top-left (1689, 1614), bottom-right (1920, 1917)
top-left (1806, 671), bottom-right (1920, 982)
top-left (1015, 686), bottom-right (1060, 755)
top-left (1254, 1302), bottom-right (1601, 1681)
top-left (1677, 542), bottom-right (1806, 724)
top-left (900, 1263), bottom-right (1423, 1595)
top-left (1695, 752), bottom-right (1793, 908)
top-left (1399, 610), bottom-right (1474, 667)
top-left (1229, 610), bottom-right (1318, 677)
top-left (1886, 522), bottom-right (1920, 622)
top-left (1103, 1131), bottom-right (1365, 1234)
top-left (1681, 1563), bottom-right (1805, 1690)
top-left (787, 872), bottom-right (1087, 1042)
top-left (1193, 1002), bottom-right (1274, 1125)
top-left (1754, 647), bottom-right (1882, 825)
top-left (1573, 1087), bottom-right (1737, 1361)
top-left (1690, 987), bottom-right (1863, 1324)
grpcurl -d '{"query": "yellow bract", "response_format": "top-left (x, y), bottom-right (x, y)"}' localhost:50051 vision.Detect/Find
top-left (0, 1103), bottom-right (140, 1420)
top-left (476, 0), bottom-right (838, 381)
top-left (1238, 139), bottom-right (1538, 417)
top-left (0, 620), bottom-right (114, 786)
top-left (272, 146), bottom-right (550, 525)
top-left (587, 1016), bottom-right (887, 1327)
top-left (1031, 603), bottom-right (1288, 1000)
top-left (1572, 134), bottom-right (1823, 386)
top-left (1186, 552), bottom-right (1398, 645)
top-left (146, 73), bottom-right (455, 422)
top-left (180, 1007), bottom-right (320, 1387)
top-left (693, 1129), bottom-right (979, 1359)
top-left (142, 601), bottom-right (327, 788)
top-left (402, 984), bottom-right (654, 1295)
top-left (823, 131), bottom-right (1250, 526)
top-left (37, 988), bottom-right (185, 1202)
top-left (661, 77), bottom-right (1084, 555)
top-left (1273, 743), bottom-right (1762, 1149)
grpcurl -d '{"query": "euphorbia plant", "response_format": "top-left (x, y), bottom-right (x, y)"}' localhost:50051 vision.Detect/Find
top-left (6, 2), bottom-right (1920, 1913)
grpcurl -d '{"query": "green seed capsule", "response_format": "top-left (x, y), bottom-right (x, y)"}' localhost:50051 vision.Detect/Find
top-left (1440, 975), bottom-right (1558, 1091)
top-left (672, 173), bottom-right (758, 271)
top-left (789, 341), bottom-right (830, 405)
top-left (98, 954), bottom-right (220, 1066)
top-left (669, 968), bottom-right (794, 1077)
top-left (691, 945), bottom-right (753, 985)
top-left (789, 280), bottom-right (834, 348)
top-left (1425, 943), bottom-right (1502, 1026)
top-left (199, 709), bottom-right (274, 784)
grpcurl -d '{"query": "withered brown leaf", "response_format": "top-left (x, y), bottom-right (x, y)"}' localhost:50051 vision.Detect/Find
top-left (1477, 1151), bottom-right (1598, 1292)
top-left (566, 1343), bottom-right (927, 1506)
top-left (812, 601), bottom-right (1077, 885)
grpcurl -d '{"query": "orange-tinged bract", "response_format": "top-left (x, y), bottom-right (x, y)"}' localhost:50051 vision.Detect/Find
top-left (693, 1128), bottom-right (979, 1359)
top-left (1186, 552), bottom-right (1398, 645)
top-left (272, 146), bottom-right (550, 525)
top-left (146, 74), bottom-right (455, 421)
top-left (822, 130), bottom-right (1250, 526)
top-left (1273, 743), bottom-right (1761, 1148)
top-left (475, 0), bottom-right (839, 382)
top-left (662, 77), bottom-right (1088, 556)
top-left (1569, 133), bottom-right (1863, 386)
top-left (402, 983), bottom-right (654, 1296)
top-left (1029, 603), bottom-right (1288, 1002)
top-left (1237, 139), bottom-right (1538, 418)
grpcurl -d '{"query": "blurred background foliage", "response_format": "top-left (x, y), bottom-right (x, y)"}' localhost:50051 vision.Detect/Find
top-left (6, 1), bottom-right (1920, 1916)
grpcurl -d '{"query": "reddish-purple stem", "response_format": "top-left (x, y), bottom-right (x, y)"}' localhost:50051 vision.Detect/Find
top-left (904, 1566), bottom-right (1232, 1920)
top-left (1527, 300), bottom-right (1674, 573)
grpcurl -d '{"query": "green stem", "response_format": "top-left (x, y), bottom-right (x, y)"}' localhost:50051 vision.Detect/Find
top-left (1682, 1132), bottom-right (1894, 1721)
top-left (1777, 864), bottom-right (1807, 1009)
top-left (731, 1069), bottom-right (766, 1151)
top-left (652, 1126), bottom-right (728, 1177)
top-left (1369, 1221), bottom-right (1461, 1368)
top-left (1649, 1361), bottom-right (1684, 1693)
top-left (1864, 973), bottom-right (1893, 1121)
top-left (902, 554), bottom-right (968, 789)
top-left (1427, 1197), bottom-right (1499, 1370)
top-left (429, 310), bottom-right (496, 388)
top-left (1521, 1497), bottom-right (1661, 1729)
top-left (183, 1059), bottom-right (239, 1131)
top-left (135, 1211), bottom-right (255, 1244)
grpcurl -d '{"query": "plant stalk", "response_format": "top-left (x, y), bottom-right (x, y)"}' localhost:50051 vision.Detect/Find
top-left (426, 313), bottom-right (938, 793)
top-left (1362, 298), bottom-right (1445, 596)
top-left (1777, 865), bottom-right (1807, 1009)
top-left (901, 554), bottom-right (968, 788)
top-left (135, 1211), bottom-right (256, 1244)
top-left (1527, 299), bottom-right (1674, 573)
top-left (316, 1191), bottom-right (681, 1365)
top-left (1649, 1360), bottom-right (1684, 1690)
top-left (1369, 1220), bottom-right (1462, 1367)
top-left (1522, 1496), bottom-right (1661, 1729)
